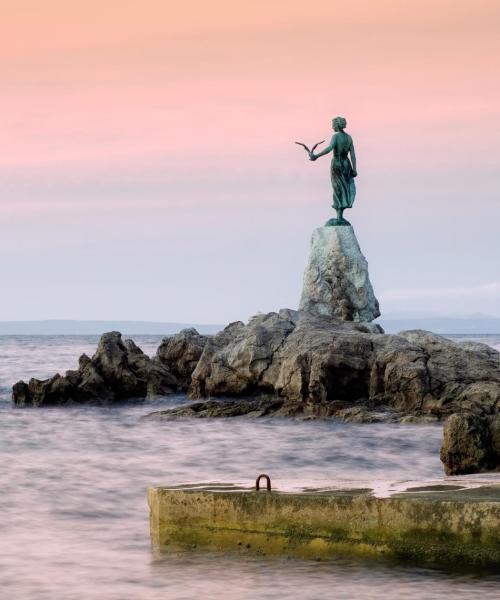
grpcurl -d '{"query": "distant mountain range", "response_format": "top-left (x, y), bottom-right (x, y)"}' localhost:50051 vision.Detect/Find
top-left (0, 320), bottom-right (223, 336)
top-left (0, 315), bottom-right (499, 335)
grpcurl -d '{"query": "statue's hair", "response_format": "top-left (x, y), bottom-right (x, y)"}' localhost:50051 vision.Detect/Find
top-left (333, 116), bottom-right (347, 129)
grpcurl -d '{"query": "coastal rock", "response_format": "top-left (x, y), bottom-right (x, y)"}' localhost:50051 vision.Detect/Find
top-left (188, 311), bottom-right (500, 420)
top-left (299, 226), bottom-right (380, 322)
top-left (189, 310), bottom-right (298, 399)
top-left (398, 330), bottom-right (500, 415)
top-left (12, 314), bottom-right (500, 424)
top-left (13, 374), bottom-right (82, 407)
top-left (147, 397), bottom-right (287, 419)
top-left (154, 328), bottom-right (208, 390)
top-left (147, 398), bottom-right (394, 422)
top-left (336, 407), bottom-right (381, 423)
top-left (12, 331), bottom-right (178, 406)
top-left (440, 413), bottom-right (500, 475)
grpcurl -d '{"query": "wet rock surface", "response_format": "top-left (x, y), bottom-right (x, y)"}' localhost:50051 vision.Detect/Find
top-left (147, 399), bottom-right (394, 422)
top-left (440, 413), bottom-right (500, 475)
top-left (147, 397), bottom-right (287, 419)
top-left (12, 332), bottom-right (179, 406)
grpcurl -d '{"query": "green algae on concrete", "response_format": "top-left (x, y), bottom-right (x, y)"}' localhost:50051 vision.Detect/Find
top-left (148, 485), bottom-right (500, 569)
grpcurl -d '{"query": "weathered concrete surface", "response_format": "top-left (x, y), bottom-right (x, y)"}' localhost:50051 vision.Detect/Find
top-left (149, 485), bottom-right (500, 569)
top-left (299, 226), bottom-right (380, 322)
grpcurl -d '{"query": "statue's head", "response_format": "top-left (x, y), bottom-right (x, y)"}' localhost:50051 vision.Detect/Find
top-left (332, 116), bottom-right (347, 132)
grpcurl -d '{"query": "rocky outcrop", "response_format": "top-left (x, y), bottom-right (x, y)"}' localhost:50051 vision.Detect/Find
top-left (154, 328), bottom-right (208, 390)
top-left (299, 226), bottom-right (380, 322)
top-left (12, 331), bottom-right (179, 406)
top-left (147, 397), bottom-right (288, 419)
top-left (189, 310), bottom-right (299, 399)
top-left (148, 398), bottom-right (384, 422)
top-left (12, 315), bottom-right (500, 420)
top-left (397, 330), bottom-right (500, 415)
top-left (186, 311), bottom-right (500, 420)
top-left (440, 413), bottom-right (500, 475)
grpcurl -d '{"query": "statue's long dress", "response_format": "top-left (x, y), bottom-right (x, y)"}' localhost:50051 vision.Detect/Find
top-left (330, 150), bottom-right (356, 210)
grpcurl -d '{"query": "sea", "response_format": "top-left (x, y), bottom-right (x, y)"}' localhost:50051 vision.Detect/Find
top-left (1, 334), bottom-right (499, 599)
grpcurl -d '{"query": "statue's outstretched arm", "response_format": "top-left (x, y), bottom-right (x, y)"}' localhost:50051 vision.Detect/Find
top-left (311, 136), bottom-right (334, 160)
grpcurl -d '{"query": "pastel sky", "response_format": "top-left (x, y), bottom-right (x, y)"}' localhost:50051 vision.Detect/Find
top-left (1, 0), bottom-right (499, 323)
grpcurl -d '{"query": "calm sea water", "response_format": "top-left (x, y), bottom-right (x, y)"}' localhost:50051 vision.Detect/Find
top-left (0, 335), bottom-right (499, 600)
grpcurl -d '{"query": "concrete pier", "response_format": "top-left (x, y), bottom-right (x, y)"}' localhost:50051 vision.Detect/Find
top-left (148, 484), bottom-right (500, 569)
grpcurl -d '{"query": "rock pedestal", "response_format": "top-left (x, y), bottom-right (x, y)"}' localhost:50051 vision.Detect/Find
top-left (299, 226), bottom-right (380, 322)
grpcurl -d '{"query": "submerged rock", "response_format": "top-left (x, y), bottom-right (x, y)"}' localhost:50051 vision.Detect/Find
top-left (440, 413), bottom-right (500, 475)
top-left (147, 397), bottom-right (287, 419)
top-left (299, 226), bottom-right (380, 322)
top-left (12, 331), bottom-right (179, 406)
top-left (335, 406), bottom-right (381, 423)
top-left (146, 397), bottom-right (394, 422)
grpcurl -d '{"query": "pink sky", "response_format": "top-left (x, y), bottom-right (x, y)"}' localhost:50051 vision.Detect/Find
top-left (3, 0), bottom-right (499, 169)
top-left (1, 1), bottom-right (500, 321)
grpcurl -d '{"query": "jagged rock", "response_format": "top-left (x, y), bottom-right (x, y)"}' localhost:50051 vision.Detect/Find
top-left (12, 314), bottom-right (500, 425)
top-left (299, 226), bottom-right (380, 322)
top-left (398, 330), bottom-right (500, 415)
top-left (188, 311), bottom-right (500, 420)
top-left (189, 310), bottom-right (386, 405)
top-left (154, 328), bottom-right (208, 390)
top-left (440, 413), bottom-right (500, 475)
top-left (12, 374), bottom-right (79, 407)
top-left (12, 331), bottom-right (178, 406)
top-left (189, 310), bottom-right (298, 399)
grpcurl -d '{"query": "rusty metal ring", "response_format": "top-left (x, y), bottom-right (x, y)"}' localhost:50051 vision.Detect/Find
top-left (255, 473), bottom-right (271, 492)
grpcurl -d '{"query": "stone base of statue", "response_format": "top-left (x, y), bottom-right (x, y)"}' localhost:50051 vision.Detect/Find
top-left (299, 225), bottom-right (380, 322)
top-left (325, 217), bottom-right (351, 227)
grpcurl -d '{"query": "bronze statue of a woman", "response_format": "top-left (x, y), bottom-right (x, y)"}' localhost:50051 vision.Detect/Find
top-left (296, 116), bottom-right (357, 226)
